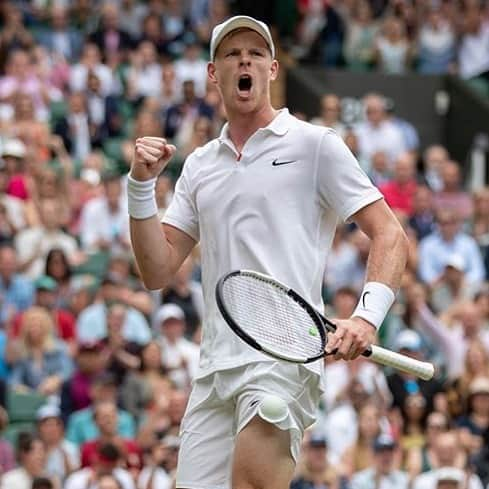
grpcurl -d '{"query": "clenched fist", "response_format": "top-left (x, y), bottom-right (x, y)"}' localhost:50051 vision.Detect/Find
top-left (130, 137), bottom-right (176, 181)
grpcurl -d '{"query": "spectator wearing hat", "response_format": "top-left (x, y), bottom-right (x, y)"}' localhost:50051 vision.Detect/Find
top-left (1, 432), bottom-right (46, 489)
top-left (1, 138), bottom-right (29, 201)
top-left (290, 433), bottom-right (339, 489)
top-left (387, 330), bottom-right (443, 415)
top-left (76, 273), bottom-right (151, 346)
top-left (455, 377), bottom-right (489, 456)
top-left (64, 443), bottom-right (135, 489)
top-left (11, 275), bottom-right (76, 352)
top-left (0, 156), bottom-right (26, 234)
top-left (155, 303), bottom-right (199, 390)
top-left (418, 209), bottom-right (485, 288)
top-left (412, 430), bottom-right (482, 489)
top-left (36, 403), bottom-right (79, 483)
top-left (350, 434), bottom-right (408, 489)
top-left (66, 372), bottom-right (135, 447)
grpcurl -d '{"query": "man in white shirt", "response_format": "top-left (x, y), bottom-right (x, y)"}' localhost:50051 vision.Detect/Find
top-left (127, 15), bottom-right (408, 489)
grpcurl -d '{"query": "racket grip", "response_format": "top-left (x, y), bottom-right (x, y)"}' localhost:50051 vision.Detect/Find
top-left (365, 345), bottom-right (435, 380)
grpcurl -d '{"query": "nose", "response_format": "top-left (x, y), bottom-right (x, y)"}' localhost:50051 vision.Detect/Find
top-left (239, 52), bottom-right (251, 66)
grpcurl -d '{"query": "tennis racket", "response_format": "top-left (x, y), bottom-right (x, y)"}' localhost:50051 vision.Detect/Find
top-left (215, 270), bottom-right (435, 381)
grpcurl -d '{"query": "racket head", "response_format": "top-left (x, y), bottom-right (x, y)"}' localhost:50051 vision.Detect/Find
top-left (215, 270), bottom-right (327, 363)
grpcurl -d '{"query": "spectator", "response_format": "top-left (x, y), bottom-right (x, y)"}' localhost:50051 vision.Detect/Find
top-left (379, 152), bottom-right (418, 217)
top-left (76, 274), bottom-right (151, 345)
top-left (367, 150), bottom-right (391, 186)
top-left (416, 5), bottom-right (456, 74)
top-left (310, 94), bottom-right (346, 137)
top-left (155, 303), bottom-right (200, 389)
top-left (120, 341), bottom-right (171, 425)
top-left (433, 161), bottom-right (473, 222)
top-left (354, 93), bottom-right (407, 168)
top-left (374, 16), bottom-right (411, 74)
top-left (422, 145), bottom-right (450, 193)
top-left (80, 400), bottom-right (141, 470)
top-left (0, 406), bottom-right (15, 473)
top-left (44, 248), bottom-right (73, 309)
top-left (1, 138), bottom-right (29, 201)
top-left (0, 432), bottom-right (45, 489)
top-left (174, 37), bottom-right (208, 98)
top-left (343, 0), bottom-right (379, 71)
top-left (418, 209), bottom-right (485, 288)
top-left (350, 434), bottom-right (408, 489)
top-left (0, 159), bottom-right (26, 234)
top-left (36, 403), bottom-right (79, 483)
top-left (470, 187), bottom-right (489, 242)
top-left (126, 41), bottom-right (162, 101)
top-left (409, 185), bottom-right (436, 241)
top-left (136, 435), bottom-right (173, 489)
top-left (66, 371), bottom-right (135, 447)
top-left (8, 306), bottom-right (73, 396)
top-left (14, 197), bottom-right (80, 279)
top-left (0, 4), bottom-right (34, 63)
top-left (0, 243), bottom-right (34, 326)
top-left (79, 173), bottom-right (129, 253)
top-left (291, 434), bottom-right (339, 489)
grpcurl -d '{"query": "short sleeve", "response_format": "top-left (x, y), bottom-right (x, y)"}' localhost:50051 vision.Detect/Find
top-left (317, 129), bottom-right (383, 222)
top-left (162, 161), bottom-right (200, 242)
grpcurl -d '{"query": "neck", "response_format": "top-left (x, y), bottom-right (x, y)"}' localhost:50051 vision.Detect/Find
top-left (227, 104), bottom-right (277, 153)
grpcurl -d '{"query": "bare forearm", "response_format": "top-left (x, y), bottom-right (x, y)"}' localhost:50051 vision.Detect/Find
top-left (365, 224), bottom-right (408, 291)
top-left (130, 217), bottom-right (173, 290)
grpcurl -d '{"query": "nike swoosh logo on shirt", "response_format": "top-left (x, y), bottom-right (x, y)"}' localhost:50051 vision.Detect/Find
top-left (272, 159), bottom-right (297, 166)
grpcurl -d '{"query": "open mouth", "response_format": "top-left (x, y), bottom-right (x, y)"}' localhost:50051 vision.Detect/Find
top-left (237, 74), bottom-right (252, 96)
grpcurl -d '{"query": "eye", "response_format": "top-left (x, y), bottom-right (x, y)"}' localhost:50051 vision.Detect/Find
top-left (251, 50), bottom-right (264, 56)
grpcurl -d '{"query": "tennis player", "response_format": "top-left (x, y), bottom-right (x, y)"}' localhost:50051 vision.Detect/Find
top-left (127, 15), bottom-right (408, 489)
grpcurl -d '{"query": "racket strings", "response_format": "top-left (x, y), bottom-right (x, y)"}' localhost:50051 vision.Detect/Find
top-left (222, 275), bottom-right (324, 359)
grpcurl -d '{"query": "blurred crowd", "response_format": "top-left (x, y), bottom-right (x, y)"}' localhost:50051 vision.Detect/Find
top-left (0, 1), bottom-right (488, 489)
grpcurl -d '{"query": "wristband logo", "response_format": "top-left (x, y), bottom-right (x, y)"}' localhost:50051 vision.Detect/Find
top-left (361, 291), bottom-right (371, 309)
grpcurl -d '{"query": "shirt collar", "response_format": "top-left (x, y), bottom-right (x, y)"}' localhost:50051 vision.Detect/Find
top-left (218, 108), bottom-right (291, 144)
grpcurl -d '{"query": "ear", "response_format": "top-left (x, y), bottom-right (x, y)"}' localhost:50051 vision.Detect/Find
top-left (270, 59), bottom-right (279, 82)
top-left (207, 62), bottom-right (218, 85)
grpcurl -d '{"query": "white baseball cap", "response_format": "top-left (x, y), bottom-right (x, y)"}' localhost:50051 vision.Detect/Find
top-left (155, 303), bottom-right (185, 325)
top-left (396, 329), bottom-right (422, 352)
top-left (210, 15), bottom-right (275, 62)
top-left (1, 139), bottom-right (26, 159)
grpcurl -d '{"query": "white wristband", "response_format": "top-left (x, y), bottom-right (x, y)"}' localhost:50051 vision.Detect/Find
top-left (352, 282), bottom-right (396, 330)
top-left (127, 174), bottom-right (158, 220)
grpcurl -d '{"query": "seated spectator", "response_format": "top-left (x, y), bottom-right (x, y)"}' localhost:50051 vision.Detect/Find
top-left (379, 152), bottom-right (418, 217)
top-left (404, 412), bottom-right (450, 478)
top-left (8, 306), bottom-right (73, 396)
top-left (1, 138), bottom-right (30, 201)
top-left (412, 431), bottom-right (480, 489)
top-left (64, 443), bottom-right (135, 489)
top-left (310, 94), bottom-right (346, 138)
top-left (66, 372), bottom-right (135, 447)
top-left (0, 244), bottom-right (34, 327)
top-left (126, 41), bottom-right (162, 101)
top-left (36, 403), bottom-right (79, 483)
top-left (0, 4), bottom-right (34, 59)
top-left (340, 402), bottom-right (382, 479)
top-left (136, 434), bottom-right (173, 489)
top-left (409, 185), bottom-right (436, 241)
top-left (455, 377), bottom-right (489, 456)
top-left (120, 341), bottom-right (172, 425)
top-left (0, 160), bottom-right (26, 234)
top-left (80, 401), bottom-right (141, 470)
top-left (418, 209), bottom-right (485, 288)
top-left (343, 0), bottom-right (379, 71)
top-left (174, 37), bottom-right (208, 98)
top-left (14, 197), bottom-right (80, 279)
top-left (350, 434), bottom-right (408, 489)
top-left (0, 406), bottom-right (15, 473)
top-left (354, 93), bottom-right (407, 168)
top-left (400, 393), bottom-right (428, 457)
top-left (291, 434), bottom-right (339, 489)
top-left (1, 432), bottom-right (46, 489)
top-left (470, 187), bottom-right (489, 242)
top-left (44, 248), bottom-right (73, 309)
top-left (374, 16), bottom-right (411, 74)
top-left (76, 273), bottom-right (151, 345)
top-left (416, 5), bottom-right (456, 74)
top-left (79, 173), bottom-right (130, 254)
top-left (367, 150), bottom-right (391, 186)
top-left (155, 304), bottom-right (200, 389)
top-left (422, 145), bottom-right (450, 193)
top-left (433, 161), bottom-right (473, 222)
top-left (60, 340), bottom-right (105, 417)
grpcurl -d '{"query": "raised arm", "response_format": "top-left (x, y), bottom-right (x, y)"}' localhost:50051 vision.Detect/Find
top-left (128, 137), bottom-right (196, 290)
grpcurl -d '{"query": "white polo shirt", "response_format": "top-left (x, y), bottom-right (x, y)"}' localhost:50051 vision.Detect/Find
top-left (163, 108), bottom-right (382, 378)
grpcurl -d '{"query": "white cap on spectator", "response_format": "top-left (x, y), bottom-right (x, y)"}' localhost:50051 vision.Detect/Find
top-left (396, 329), bottom-right (422, 352)
top-left (445, 254), bottom-right (465, 272)
top-left (469, 376), bottom-right (489, 396)
top-left (1, 139), bottom-right (26, 159)
top-left (210, 15), bottom-right (275, 62)
top-left (156, 303), bottom-right (185, 325)
top-left (36, 404), bottom-right (61, 421)
top-left (81, 168), bottom-right (101, 186)
top-left (435, 467), bottom-right (464, 485)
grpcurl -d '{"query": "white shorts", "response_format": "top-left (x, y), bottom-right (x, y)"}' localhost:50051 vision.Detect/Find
top-left (175, 361), bottom-right (321, 489)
